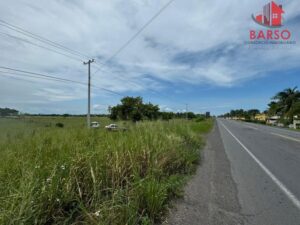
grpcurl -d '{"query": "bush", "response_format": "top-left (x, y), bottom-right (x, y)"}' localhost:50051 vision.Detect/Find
top-left (55, 122), bottom-right (64, 128)
top-left (196, 117), bottom-right (205, 122)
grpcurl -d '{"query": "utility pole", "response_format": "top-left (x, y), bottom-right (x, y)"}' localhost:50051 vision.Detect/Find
top-left (186, 104), bottom-right (188, 120)
top-left (83, 59), bottom-right (95, 128)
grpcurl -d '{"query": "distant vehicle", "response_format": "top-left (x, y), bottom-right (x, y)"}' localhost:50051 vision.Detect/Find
top-left (105, 124), bottom-right (127, 131)
top-left (91, 121), bottom-right (100, 128)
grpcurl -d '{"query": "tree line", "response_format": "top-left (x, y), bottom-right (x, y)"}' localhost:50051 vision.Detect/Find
top-left (109, 96), bottom-right (208, 122)
top-left (221, 87), bottom-right (300, 124)
top-left (0, 108), bottom-right (19, 117)
top-left (222, 109), bottom-right (261, 120)
top-left (267, 87), bottom-right (300, 123)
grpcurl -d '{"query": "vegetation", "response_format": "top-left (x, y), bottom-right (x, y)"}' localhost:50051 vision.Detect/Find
top-left (221, 87), bottom-right (300, 125)
top-left (221, 109), bottom-right (261, 121)
top-left (109, 97), bottom-right (160, 121)
top-left (0, 107), bottom-right (19, 117)
top-left (0, 116), bottom-right (212, 224)
top-left (109, 96), bottom-right (209, 122)
top-left (270, 86), bottom-right (300, 123)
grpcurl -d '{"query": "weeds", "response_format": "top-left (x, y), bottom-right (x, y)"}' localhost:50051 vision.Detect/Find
top-left (0, 117), bottom-right (212, 224)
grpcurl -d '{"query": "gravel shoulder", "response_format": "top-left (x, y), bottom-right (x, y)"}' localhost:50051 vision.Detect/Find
top-left (164, 122), bottom-right (245, 225)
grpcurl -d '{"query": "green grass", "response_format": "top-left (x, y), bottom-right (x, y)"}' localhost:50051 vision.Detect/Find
top-left (0, 117), bottom-right (213, 225)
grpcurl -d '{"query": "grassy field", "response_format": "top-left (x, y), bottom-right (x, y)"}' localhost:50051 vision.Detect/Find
top-left (0, 116), bottom-right (213, 225)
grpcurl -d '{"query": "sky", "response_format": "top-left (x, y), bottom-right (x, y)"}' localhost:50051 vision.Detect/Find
top-left (0, 0), bottom-right (299, 115)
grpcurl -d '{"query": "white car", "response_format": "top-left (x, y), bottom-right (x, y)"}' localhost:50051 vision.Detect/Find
top-left (91, 121), bottom-right (100, 128)
top-left (105, 124), bottom-right (118, 130)
top-left (105, 124), bottom-right (127, 131)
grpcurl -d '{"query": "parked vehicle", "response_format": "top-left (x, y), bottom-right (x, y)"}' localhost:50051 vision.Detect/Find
top-left (91, 121), bottom-right (100, 128)
top-left (105, 124), bottom-right (127, 131)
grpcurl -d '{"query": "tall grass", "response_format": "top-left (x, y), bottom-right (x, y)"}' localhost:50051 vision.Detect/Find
top-left (0, 117), bottom-right (212, 224)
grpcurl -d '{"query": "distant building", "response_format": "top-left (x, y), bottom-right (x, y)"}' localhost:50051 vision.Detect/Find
top-left (293, 116), bottom-right (300, 129)
top-left (205, 112), bottom-right (210, 118)
top-left (231, 116), bottom-right (246, 121)
top-left (266, 115), bottom-right (280, 125)
top-left (254, 113), bottom-right (267, 121)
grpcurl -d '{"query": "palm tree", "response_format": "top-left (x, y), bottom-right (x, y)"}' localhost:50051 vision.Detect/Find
top-left (272, 86), bottom-right (300, 121)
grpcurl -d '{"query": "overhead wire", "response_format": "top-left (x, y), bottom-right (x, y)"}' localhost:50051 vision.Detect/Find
top-left (0, 32), bottom-right (84, 62)
top-left (0, 19), bottom-right (90, 59)
top-left (0, 66), bottom-right (124, 96)
top-left (0, 0), bottom-right (183, 105)
top-left (0, 0), bottom-right (176, 96)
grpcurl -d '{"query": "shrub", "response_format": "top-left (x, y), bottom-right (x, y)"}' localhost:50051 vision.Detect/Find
top-left (55, 122), bottom-right (64, 128)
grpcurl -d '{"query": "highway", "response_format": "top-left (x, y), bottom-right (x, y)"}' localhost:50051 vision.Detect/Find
top-left (217, 118), bottom-right (300, 225)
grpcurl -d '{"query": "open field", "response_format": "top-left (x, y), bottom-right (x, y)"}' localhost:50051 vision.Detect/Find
top-left (0, 117), bottom-right (212, 225)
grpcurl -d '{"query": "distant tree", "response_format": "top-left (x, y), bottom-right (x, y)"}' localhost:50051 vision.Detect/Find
top-left (142, 103), bottom-right (160, 120)
top-left (0, 108), bottom-right (19, 117)
top-left (246, 109), bottom-right (260, 120)
top-left (267, 101), bottom-right (280, 116)
top-left (187, 112), bottom-right (196, 119)
top-left (161, 112), bottom-right (174, 121)
top-left (289, 101), bottom-right (300, 117)
top-left (271, 87), bottom-right (300, 122)
top-left (109, 97), bottom-right (159, 122)
top-left (109, 105), bottom-right (120, 120)
top-left (247, 109), bottom-right (260, 116)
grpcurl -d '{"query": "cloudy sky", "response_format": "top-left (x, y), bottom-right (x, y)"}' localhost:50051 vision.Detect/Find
top-left (0, 0), bottom-right (299, 115)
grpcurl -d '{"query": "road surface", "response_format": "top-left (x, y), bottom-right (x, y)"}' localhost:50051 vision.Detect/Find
top-left (166, 119), bottom-right (300, 225)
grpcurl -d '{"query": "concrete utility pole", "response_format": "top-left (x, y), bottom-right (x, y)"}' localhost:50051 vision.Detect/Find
top-left (83, 59), bottom-right (95, 128)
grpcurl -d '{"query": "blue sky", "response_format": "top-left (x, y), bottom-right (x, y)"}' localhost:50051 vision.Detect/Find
top-left (0, 0), bottom-right (299, 115)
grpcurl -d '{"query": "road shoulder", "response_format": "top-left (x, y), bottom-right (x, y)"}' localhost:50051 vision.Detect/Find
top-left (164, 122), bottom-right (244, 225)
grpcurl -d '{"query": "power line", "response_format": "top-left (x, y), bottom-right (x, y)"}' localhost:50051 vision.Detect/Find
top-left (0, 0), bottom-right (175, 96)
top-left (0, 70), bottom-right (75, 84)
top-left (0, 23), bottom-right (143, 90)
top-left (0, 32), bottom-right (83, 62)
top-left (0, 66), bottom-right (85, 84)
top-left (0, 19), bottom-right (113, 72)
top-left (92, 0), bottom-right (175, 75)
top-left (0, 19), bottom-right (90, 59)
top-left (0, 19), bottom-right (119, 71)
top-left (88, 0), bottom-right (179, 102)
top-left (0, 1), bottom-right (182, 104)
top-left (0, 66), bottom-right (124, 96)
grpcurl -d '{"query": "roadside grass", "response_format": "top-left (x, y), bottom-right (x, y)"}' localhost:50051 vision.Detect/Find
top-left (0, 117), bottom-right (212, 224)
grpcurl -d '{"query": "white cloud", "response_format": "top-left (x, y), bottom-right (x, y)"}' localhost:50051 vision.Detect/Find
top-left (0, 0), bottom-right (299, 113)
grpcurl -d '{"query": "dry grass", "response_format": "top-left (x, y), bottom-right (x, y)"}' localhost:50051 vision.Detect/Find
top-left (0, 117), bottom-right (212, 224)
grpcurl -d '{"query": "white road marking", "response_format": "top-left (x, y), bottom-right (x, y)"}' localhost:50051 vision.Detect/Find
top-left (271, 132), bottom-right (300, 143)
top-left (219, 120), bottom-right (300, 211)
top-left (243, 124), bottom-right (258, 130)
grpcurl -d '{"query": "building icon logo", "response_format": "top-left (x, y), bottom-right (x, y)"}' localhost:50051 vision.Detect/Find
top-left (252, 1), bottom-right (284, 28)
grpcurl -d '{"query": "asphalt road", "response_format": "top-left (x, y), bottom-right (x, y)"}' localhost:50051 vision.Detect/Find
top-left (166, 119), bottom-right (300, 225)
top-left (217, 118), bottom-right (300, 225)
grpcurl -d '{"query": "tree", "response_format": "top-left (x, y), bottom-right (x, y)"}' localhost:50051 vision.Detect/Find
top-left (246, 109), bottom-right (260, 120)
top-left (161, 112), bottom-right (174, 121)
top-left (142, 103), bottom-right (160, 120)
top-left (267, 101), bottom-right (280, 116)
top-left (0, 108), bottom-right (19, 117)
top-left (289, 101), bottom-right (300, 117)
top-left (187, 112), bottom-right (196, 119)
top-left (272, 87), bottom-right (300, 122)
top-left (109, 97), bottom-right (159, 122)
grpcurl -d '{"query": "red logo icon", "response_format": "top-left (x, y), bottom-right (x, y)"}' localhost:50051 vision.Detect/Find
top-left (252, 1), bottom-right (284, 27)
